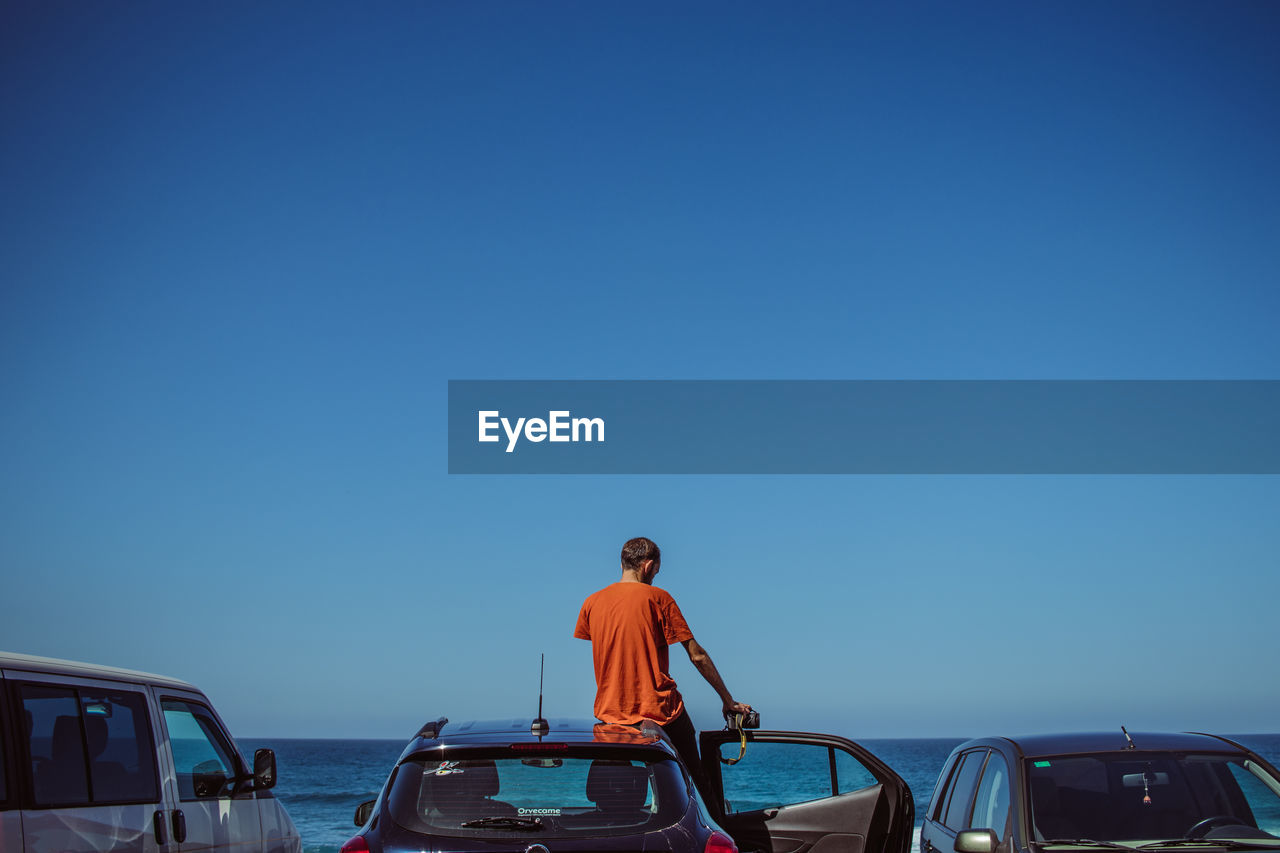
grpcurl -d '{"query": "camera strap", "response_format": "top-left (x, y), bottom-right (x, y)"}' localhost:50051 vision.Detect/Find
top-left (719, 713), bottom-right (749, 765)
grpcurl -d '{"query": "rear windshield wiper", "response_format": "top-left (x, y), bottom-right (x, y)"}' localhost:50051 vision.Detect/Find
top-left (459, 816), bottom-right (544, 831)
top-left (1037, 840), bottom-right (1137, 851)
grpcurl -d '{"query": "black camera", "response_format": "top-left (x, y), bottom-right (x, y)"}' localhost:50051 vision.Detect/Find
top-left (726, 709), bottom-right (760, 730)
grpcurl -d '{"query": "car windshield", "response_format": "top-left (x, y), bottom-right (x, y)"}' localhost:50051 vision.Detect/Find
top-left (386, 748), bottom-right (689, 839)
top-left (1028, 752), bottom-right (1280, 846)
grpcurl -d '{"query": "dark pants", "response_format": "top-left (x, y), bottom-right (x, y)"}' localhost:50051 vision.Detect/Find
top-left (660, 708), bottom-right (708, 798)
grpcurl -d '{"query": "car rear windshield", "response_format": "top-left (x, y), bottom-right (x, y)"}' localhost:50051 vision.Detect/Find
top-left (386, 747), bottom-right (690, 839)
top-left (1026, 752), bottom-right (1280, 842)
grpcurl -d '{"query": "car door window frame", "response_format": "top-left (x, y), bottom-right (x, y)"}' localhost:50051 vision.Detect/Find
top-left (699, 729), bottom-right (909, 815)
top-left (971, 749), bottom-right (1012, 839)
top-left (159, 695), bottom-right (249, 802)
top-left (712, 738), bottom-right (867, 814)
top-left (940, 749), bottom-right (990, 832)
top-left (699, 728), bottom-right (913, 853)
top-left (929, 753), bottom-right (962, 822)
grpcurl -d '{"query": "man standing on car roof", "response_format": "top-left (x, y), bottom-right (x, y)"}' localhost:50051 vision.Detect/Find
top-left (574, 536), bottom-right (752, 792)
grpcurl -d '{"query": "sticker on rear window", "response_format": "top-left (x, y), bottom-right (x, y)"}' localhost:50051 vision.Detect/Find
top-left (1034, 761), bottom-right (1052, 768)
top-left (431, 761), bottom-right (463, 776)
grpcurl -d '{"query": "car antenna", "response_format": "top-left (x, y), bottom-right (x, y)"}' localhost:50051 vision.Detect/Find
top-left (531, 653), bottom-right (549, 737)
top-left (1122, 726), bottom-right (1136, 750)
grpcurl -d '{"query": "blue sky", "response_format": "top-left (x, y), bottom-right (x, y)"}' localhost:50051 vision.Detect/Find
top-left (1, 2), bottom-right (1277, 740)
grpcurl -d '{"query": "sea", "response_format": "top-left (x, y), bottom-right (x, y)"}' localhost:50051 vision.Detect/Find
top-left (238, 734), bottom-right (1280, 853)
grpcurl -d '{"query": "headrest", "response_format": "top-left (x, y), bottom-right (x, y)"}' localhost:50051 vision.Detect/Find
top-left (458, 761), bottom-right (500, 797)
top-left (52, 715), bottom-right (84, 758)
top-left (84, 716), bottom-right (109, 758)
top-left (586, 760), bottom-right (649, 810)
top-left (423, 760), bottom-right (501, 813)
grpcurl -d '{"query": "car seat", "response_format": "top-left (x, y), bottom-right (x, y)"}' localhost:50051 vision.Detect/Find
top-left (36, 715), bottom-right (90, 804)
top-left (422, 761), bottom-right (516, 820)
top-left (586, 760), bottom-right (650, 822)
top-left (84, 715), bottom-right (132, 797)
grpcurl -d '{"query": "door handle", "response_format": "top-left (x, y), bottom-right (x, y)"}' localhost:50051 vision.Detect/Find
top-left (172, 809), bottom-right (188, 844)
top-left (153, 810), bottom-right (167, 845)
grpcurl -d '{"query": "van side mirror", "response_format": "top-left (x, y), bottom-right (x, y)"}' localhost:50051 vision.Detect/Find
top-left (254, 749), bottom-right (278, 790)
top-left (354, 800), bottom-right (375, 827)
top-left (956, 829), bottom-right (999, 853)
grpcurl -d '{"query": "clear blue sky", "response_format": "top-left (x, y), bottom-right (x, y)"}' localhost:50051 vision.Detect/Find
top-left (2, 2), bottom-right (1277, 740)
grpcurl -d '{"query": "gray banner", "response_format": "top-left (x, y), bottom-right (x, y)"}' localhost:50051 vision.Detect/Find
top-left (447, 380), bottom-right (1280, 474)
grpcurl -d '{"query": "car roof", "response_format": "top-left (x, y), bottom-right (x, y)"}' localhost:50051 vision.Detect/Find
top-left (403, 717), bottom-right (677, 753)
top-left (962, 731), bottom-right (1249, 758)
top-left (0, 650), bottom-right (199, 692)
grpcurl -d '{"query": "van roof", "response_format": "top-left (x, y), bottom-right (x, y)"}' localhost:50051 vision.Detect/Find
top-left (0, 651), bottom-right (200, 692)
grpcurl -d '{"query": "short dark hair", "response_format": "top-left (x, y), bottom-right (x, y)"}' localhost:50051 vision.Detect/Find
top-left (621, 537), bottom-right (661, 571)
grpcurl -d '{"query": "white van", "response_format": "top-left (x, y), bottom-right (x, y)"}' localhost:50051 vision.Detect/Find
top-left (0, 652), bottom-right (301, 853)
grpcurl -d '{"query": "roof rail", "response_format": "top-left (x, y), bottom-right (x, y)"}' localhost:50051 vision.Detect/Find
top-left (415, 717), bottom-right (449, 739)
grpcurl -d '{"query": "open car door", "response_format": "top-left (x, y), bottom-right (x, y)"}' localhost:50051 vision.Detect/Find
top-left (699, 729), bottom-right (914, 853)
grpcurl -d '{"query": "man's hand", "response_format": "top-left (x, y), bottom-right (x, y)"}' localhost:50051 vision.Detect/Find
top-left (723, 700), bottom-right (752, 717)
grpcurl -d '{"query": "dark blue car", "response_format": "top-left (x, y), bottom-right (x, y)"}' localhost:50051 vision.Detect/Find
top-left (922, 731), bottom-right (1280, 853)
top-left (343, 716), bottom-right (913, 853)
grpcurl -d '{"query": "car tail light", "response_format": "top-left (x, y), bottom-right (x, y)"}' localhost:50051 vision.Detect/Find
top-left (705, 830), bottom-right (738, 853)
top-left (339, 836), bottom-right (368, 853)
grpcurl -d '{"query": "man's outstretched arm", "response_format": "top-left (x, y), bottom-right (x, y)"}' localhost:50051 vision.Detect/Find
top-left (682, 637), bottom-right (752, 716)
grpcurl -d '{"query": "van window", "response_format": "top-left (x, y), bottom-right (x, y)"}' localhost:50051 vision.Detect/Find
top-left (20, 684), bottom-right (159, 806)
top-left (162, 699), bottom-right (241, 800)
top-left (81, 689), bottom-right (160, 804)
top-left (1, 703), bottom-right (9, 805)
top-left (23, 685), bottom-right (89, 805)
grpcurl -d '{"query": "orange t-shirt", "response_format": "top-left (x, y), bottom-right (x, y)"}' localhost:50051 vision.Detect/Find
top-left (573, 582), bottom-right (694, 726)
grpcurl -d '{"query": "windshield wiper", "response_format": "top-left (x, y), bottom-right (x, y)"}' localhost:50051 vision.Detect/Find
top-left (1037, 840), bottom-right (1137, 851)
top-left (459, 816), bottom-right (544, 831)
top-left (1137, 841), bottom-right (1280, 850)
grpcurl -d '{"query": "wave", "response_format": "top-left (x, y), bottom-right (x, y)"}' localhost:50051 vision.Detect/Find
top-left (280, 791), bottom-right (378, 807)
